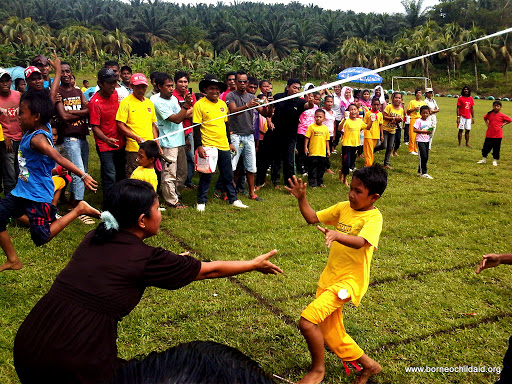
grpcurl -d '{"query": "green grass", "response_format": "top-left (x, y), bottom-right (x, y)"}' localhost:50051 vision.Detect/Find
top-left (1, 97), bottom-right (512, 383)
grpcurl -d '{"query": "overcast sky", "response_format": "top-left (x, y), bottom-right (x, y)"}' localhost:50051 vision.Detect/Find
top-left (171, 0), bottom-right (440, 15)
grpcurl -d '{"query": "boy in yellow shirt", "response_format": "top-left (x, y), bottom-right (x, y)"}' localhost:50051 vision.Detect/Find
top-left (130, 140), bottom-right (159, 192)
top-left (285, 164), bottom-right (387, 384)
top-left (363, 97), bottom-right (383, 167)
top-left (305, 110), bottom-right (330, 188)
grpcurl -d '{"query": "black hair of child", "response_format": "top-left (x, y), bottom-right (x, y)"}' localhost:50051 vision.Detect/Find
top-left (154, 72), bottom-right (171, 87)
top-left (353, 163), bottom-right (388, 196)
top-left (415, 88), bottom-right (422, 95)
top-left (20, 89), bottom-right (55, 125)
top-left (420, 105), bottom-right (430, 113)
top-left (109, 340), bottom-right (274, 384)
top-left (371, 96), bottom-right (380, 104)
top-left (315, 109), bottom-right (325, 116)
top-left (93, 179), bottom-right (157, 244)
top-left (488, 100), bottom-right (502, 114)
top-left (324, 95), bottom-right (333, 101)
top-left (139, 140), bottom-right (160, 161)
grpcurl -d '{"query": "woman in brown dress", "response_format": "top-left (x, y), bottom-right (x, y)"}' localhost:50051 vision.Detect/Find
top-left (13, 179), bottom-right (282, 383)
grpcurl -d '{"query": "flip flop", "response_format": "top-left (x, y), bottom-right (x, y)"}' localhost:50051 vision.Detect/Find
top-left (77, 215), bottom-right (95, 225)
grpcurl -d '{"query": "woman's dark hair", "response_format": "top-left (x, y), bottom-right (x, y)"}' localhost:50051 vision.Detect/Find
top-left (20, 89), bottom-right (55, 125)
top-left (139, 140), bottom-right (160, 161)
top-left (93, 179), bottom-right (157, 244)
top-left (353, 163), bottom-right (388, 196)
top-left (110, 341), bottom-right (274, 384)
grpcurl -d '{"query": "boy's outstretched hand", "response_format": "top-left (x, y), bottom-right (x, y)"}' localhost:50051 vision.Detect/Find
top-left (317, 225), bottom-right (340, 248)
top-left (476, 254), bottom-right (501, 273)
top-left (252, 249), bottom-right (283, 275)
top-left (284, 176), bottom-right (307, 199)
top-left (83, 174), bottom-right (98, 192)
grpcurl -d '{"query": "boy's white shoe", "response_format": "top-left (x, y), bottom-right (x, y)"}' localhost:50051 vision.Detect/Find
top-left (410, 151), bottom-right (418, 155)
top-left (493, 160), bottom-right (498, 166)
top-left (230, 199), bottom-right (248, 208)
top-left (421, 173), bottom-right (433, 179)
top-left (197, 203), bottom-right (206, 212)
top-left (477, 158), bottom-right (487, 164)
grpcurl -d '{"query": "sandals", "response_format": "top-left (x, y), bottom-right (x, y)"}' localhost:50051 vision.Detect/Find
top-left (77, 215), bottom-right (95, 225)
top-left (167, 202), bottom-right (187, 209)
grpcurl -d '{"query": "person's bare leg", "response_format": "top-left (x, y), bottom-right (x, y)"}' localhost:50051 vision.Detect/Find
top-left (297, 317), bottom-right (325, 384)
top-left (48, 201), bottom-right (100, 242)
top-left (458, 130), bottom-right (463, 146)
top-left (247, 172), bottom-right (257, 198)
top-left (0, 231), bottom-right (22, 272)
top-left (355, 353), bottom-right (381, 384)
top-left (17, 215), bottom-right (29, 226)
top-left (343, 174), bottom-right (349, 187)
top-left (465, 130), bottom-right (471, 147)
top-left (52, 188), bottom-right (63, 207)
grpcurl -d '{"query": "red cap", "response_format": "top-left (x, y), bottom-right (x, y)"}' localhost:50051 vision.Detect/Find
top-left (130, 73), bottom-right (148, 86)
top-left (24, 66), bottom-right (41, 79)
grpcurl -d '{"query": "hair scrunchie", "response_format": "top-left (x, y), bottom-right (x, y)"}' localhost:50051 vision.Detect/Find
top-left (100, 211), bottom-right (119, 231)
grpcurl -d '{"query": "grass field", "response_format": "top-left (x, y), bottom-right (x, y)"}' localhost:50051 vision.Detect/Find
top-left (1, 96), bottom-right (512, 383)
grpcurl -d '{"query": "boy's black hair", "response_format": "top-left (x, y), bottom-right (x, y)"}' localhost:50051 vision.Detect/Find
top-left (259, 79), bottom-right (270, 87)
top-left (315, 109), bottom-right (325, 115)
top-left (139, 140), bottom-right (160, 161)
top-left (371, 96), bottom-right (380, 103)
top-left (20, 89), bottom-right (55, 125)
top-left (420, 105), bottom-right (430, 113)
top-left (174, 70), bottom-right (190, 83)
top-left (225, 71), bottom-right (236, 79)
top-left (120, 65), bottom-right (132, 73)
top-left (82, 80), bottom-right (89, 85)
top-left (312, 91), bottom-right (321, 97)
top-left (109, 341), bottom-right (274, 384)
top-left (353, 163), bottom-right (388, 196)
top-left (392, 91), bottom-right (402, 99)
top-left (154, 72), bottom-right (171, 87)
top-left (488, 100), bottom-right (502, 114)
top-left (324, 95), bottom-right (333, 101)
top-left (104, 60), bottom-right (120, 69)
top-left (461, 85), bottom-right (471, 96)
top-left (14, 78), bottom-right (25, 88)
top-left (384, 93), bottom-right (389, 100)
top-left (248, 76), bottom-right (258, 86)
top-left (61, 61), bottom-right (71, 68)
top-left (415, 88), bottom-right (422, 95)
top-left (149, 71), bottom-right (162, 82)
top-left (287, 78), bottom-right (301, 87)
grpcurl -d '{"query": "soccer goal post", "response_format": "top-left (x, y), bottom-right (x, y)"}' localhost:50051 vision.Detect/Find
top-left (391, 77), bottom-right (432, 92)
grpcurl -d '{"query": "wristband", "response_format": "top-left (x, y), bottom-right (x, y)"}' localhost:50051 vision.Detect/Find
top-left (80, 173), bottom-right (89, 181)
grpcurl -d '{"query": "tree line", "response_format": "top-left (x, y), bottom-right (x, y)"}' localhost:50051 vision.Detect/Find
top-left (0, 0), bottom-right (510, 90)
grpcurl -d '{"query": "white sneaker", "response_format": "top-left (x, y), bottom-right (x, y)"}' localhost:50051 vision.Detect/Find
top-left (477, 158), bottom-right (486, 164)
top-left (493, 160), bottom-right (498, 166)
top-left (421, 173), bottom-right (433, 179)
top-left (405, 142), bottom-right (409, 145)
top-left (230, 199), bottom-right (248, 208)
top-left (410, 151), bottom-right (418, 155)
top-left (197, 203), bottom-right (206, 212)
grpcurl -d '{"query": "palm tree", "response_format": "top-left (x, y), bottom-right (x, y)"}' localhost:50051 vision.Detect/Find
top-left (337, 37), bottom-right (370, 68)
top-left (215, 20), bottom-right (261, 59)
top-left (58, 25), bottom-right (97, 70)
top-left (291, 21), bottom-right (320, 51)
top-left (493, 35), bottom-right (512, 77)
top-left (104, 28), bottom-right (132, 60)
top-left (458, 25), bottom-right (496, 90)
top-left (401, 0), bottom-right (428, 28)
top-left (260, 21), bottom-right (295, 59)
top-left (318, 12), bottom-right (346, 52)
top-left (2, 16), bottom-right (54, 48)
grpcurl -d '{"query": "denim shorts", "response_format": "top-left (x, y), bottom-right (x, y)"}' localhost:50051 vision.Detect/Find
top-left (230, 134), bottom-right (257, 173)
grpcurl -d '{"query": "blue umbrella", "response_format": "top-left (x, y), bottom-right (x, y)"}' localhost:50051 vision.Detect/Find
top-left (336, 67), bottom-right (382, 84)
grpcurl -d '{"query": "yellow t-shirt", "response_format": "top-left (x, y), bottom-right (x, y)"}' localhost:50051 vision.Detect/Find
top-left (341, 118), bottom-right (366, 147)
top-left (192, 97), bottom-right (229, 151)
top-left (0, 123), bottom-right (4, 141)
top-left (305, 123), bottom-right (330, 157)
top-left (116, 94), bottom-right (157, 152)
top-left (407, 99), bottom-right (426, 120)
top-left (382, 104), bottom-right (405, 134)
top-left (130, 166), bottom-right (158, 191)
top-left (317, 201), bottom-right (382, 306)
top-left (363, 111), bottom-right (383, 139)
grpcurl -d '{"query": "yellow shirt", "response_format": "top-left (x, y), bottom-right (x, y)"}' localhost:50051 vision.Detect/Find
top-left (363, 111), bottom-right (383, 139)
top-left (192, 97), bottom-right (229, 151)
top-left (407, 99), bottom-right (426, 120)
top-left (341, 118), bottom-right (366, 147)
top-left (130, 166), bottom-right (158, 191)
top-left (305, 123), bottom-right (329, 157)
top-left (382, 104), bottom-right (405, 134)
top-left (0, 123), bottom-right (4, 141)
top-left (317, 201), bottom-right (382, 306)
top-left (116, 94), bottom-right (157, 152)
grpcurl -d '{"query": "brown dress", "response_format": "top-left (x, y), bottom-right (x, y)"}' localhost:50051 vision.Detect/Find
top-left (13, 230), bottom-right (201, 384)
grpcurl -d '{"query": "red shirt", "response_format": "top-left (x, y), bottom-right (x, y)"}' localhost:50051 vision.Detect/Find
top-left (0, 90), bottom-right (22, 140)
top-left (89, 90), bottom-right (124, 152)
top-left (457, 96), bottom-right (474, 119)
top-left (484, 111), bottom-right (512, 138)
top-left (172, 89), bottom-right (197, 135)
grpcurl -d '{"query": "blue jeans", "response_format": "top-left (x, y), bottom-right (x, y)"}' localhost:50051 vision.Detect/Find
top-left (230, 134), bottom-right (257, 173)
top-left (197, 149), bottom-right (237, 204)
top-left (1, 139), bottom-right (20, 194)
top-left (185, 131), bottom-right (195, 186)
top-left (97, 147), bottom-right (126, 205)
top-left (63, 137), bottom-right (89, 201)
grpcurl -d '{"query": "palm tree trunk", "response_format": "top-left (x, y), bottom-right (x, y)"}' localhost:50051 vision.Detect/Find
top-left (474, 55), bottom-right (478, 91)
